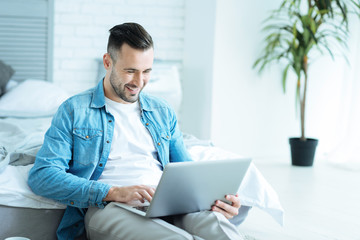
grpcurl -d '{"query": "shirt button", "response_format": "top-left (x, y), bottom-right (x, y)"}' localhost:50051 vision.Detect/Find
top-left (158, 142), bottom-right (161, 146)
top-left (109, 120), bottom-right (112, 123)
top-left (99, 163), bottom-right (103, 167)
top-left (166, 136), bottom-right (169, 139)
top-left (146, 123), bottom-right (149, 126)
top-left (70, 201), bottom-right (74, 205)
top-left (106, 140), bottom-right (110, 143)
top-left (86, 136), bottom-right (89, 139)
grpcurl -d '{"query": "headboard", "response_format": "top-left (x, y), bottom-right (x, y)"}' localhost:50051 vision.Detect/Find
top-left (0, 0), bottom-right (54, 82)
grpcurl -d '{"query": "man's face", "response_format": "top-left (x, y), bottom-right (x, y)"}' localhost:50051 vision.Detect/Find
top-left (107, 43), bottom-right (154, 104)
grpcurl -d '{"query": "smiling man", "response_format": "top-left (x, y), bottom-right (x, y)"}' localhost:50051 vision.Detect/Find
top-left (28, 23), bottom-right (244, 240)
top-left (105, 42), bottom-right (153, 104)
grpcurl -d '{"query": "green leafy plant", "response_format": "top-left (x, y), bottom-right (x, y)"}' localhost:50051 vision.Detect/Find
top-left (254, 0), bottom-right (360, 141)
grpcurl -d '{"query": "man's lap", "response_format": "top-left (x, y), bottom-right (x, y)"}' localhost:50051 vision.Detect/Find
top-left (84, 202), bottom-right (244, 240)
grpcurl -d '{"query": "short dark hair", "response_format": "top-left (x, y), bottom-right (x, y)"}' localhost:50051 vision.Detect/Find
top-left (107, 22), bottom-right (153, 62)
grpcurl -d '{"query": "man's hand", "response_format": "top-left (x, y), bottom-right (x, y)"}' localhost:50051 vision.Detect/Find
top-left (212, 194), bottom-right (241, 219)
top-left (103, 185), bottom-right (155, 204)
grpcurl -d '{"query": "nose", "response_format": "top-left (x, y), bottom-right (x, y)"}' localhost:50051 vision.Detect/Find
top-left (133, 72), bottom-right (147, 87)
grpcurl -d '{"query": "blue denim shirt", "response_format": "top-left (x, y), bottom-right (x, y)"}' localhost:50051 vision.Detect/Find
top-left (28, 79), bottom-right (193, 240)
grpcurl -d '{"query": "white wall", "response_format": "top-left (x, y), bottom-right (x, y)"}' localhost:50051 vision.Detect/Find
top-left (210, 0), bottom-right (360, 161)
top-left (53, 0), bottom-right (186, 94)
top-left (181, 0), bottom-right (216, 139)
top-left (211, 0), bottom-right (297, 159)
top-left (181, 0), bottom-right (296, 158)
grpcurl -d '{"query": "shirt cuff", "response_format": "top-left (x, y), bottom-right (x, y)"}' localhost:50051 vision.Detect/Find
top-left (88, 180), bottom-right (112, 208)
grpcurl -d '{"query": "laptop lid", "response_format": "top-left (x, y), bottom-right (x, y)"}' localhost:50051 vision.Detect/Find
top-left (145, 158), bottom-right (251, 218)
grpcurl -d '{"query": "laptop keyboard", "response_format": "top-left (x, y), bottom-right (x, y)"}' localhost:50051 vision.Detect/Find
top-left (134, 205), bottom-right (149, 212)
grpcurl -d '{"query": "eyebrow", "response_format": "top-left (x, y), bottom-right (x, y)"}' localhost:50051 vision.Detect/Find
top-left (123, 68), bottom-right (152, 72)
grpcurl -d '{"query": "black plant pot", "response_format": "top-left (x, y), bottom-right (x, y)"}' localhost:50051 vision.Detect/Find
top-left (289, 138), bottom-right (318, 166)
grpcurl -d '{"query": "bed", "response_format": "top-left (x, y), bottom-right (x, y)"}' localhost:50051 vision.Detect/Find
top-left (0, 78), bottom-right (69, 239)
top-left (0, 72), bottom-right (284, 239)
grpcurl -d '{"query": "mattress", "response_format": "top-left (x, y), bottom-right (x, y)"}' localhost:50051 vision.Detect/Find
top-left (0, 205), bottom-right (65, 240)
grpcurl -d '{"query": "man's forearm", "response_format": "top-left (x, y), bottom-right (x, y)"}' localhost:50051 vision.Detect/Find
top-left (28, 163), bottom-right (111, 208)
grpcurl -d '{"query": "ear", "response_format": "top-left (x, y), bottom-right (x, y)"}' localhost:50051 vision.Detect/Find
top-left (103, 53), bottom-right (112, 70)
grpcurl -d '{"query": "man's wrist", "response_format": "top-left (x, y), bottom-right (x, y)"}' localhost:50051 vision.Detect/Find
top-left (103, 186), bottom-right (115, 201)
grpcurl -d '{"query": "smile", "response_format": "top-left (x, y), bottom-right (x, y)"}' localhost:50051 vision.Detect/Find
top-left (126, 85), bottom-right (140, 95)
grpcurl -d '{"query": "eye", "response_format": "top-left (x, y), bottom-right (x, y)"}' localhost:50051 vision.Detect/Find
top-left (126, 69), bottom-right (135, 74)
top-left (143, 69), bottom-right (152, 74)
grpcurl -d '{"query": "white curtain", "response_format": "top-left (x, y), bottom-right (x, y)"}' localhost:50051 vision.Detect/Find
top-left (327, 17), bottom-right (360, 169)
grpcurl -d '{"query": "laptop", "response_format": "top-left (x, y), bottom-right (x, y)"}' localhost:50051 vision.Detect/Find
top-left (113, 158), bottom-right (251, 218)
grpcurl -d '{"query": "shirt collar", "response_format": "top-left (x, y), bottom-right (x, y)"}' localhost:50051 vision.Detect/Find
top-left (139, 92), bottom-right (154, 112)
top-left (90, 79), bottom-right (106, 109)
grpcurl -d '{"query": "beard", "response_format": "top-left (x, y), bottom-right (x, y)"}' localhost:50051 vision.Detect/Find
top-left (109, 68), bottom-right (143, 103)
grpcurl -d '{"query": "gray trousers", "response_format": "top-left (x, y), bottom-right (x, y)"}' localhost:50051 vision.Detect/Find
top-left (85, 202), bottom-right (244, 240)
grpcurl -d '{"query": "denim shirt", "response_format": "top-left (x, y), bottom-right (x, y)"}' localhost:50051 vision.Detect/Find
top-left (28, 80), bottom-right (193, 240)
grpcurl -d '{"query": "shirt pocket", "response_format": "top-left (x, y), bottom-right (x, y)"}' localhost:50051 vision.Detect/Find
top-left (73, 128), bottom-right (103, 166)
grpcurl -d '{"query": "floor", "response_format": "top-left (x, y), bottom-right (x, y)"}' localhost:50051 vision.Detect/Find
top-left (238, 157), bottom-right (360, 240)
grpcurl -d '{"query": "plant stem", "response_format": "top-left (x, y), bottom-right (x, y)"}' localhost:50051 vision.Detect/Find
top-left (307, 0), bottom-right (312, 9)
top-left (301, 55), bottom-right (308, 141)
top-left (300, 78), bottom-right (307, 141)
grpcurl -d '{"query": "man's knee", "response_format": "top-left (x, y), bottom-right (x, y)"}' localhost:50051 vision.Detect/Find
top-left (174, 211), bottom-right (243, 240)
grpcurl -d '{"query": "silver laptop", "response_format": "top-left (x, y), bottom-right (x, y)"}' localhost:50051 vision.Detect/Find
top-left (113, 158), bottom-right (251, 218)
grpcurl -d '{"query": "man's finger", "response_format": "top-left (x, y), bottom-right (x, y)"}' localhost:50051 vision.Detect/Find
top-left (145, 186), bottom-right (156, 197)
top-left (138, 189), bottom-right (153, 202)
top-left (226, 194), bottom-right (241, 208)
top-left (214, 200), bottom-right (239, 217)
top-left (212, 205), bottom-right (233, 219)
top-left (132, 192), bottom-right (144, 202)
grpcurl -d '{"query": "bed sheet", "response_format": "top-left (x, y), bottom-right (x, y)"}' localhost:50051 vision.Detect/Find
top-left (0, 117), bottom-right (52, 169)
top-left (0, 117), bottom-right (284, 226)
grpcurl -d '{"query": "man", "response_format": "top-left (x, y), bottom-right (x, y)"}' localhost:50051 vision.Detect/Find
top-left (28, 23), bottom-right (244, 240)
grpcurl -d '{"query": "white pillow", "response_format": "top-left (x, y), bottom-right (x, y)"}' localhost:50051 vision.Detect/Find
top-left (4, 79), bottom-right (19, 92)
top-left (0, 79), bottom-right (70, 118)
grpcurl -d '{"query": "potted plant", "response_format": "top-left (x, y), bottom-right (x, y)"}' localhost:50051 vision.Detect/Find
top-left (253, 0), bottom-right (360, 166)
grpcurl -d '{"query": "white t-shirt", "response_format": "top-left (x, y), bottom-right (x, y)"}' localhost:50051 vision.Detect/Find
top-left (97, 97), bottom-right (163, 187)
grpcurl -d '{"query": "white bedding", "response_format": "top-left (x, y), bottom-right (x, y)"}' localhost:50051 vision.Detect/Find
top-left (0, 164), bottom-right (67, 209)
top-left (0, 117), bottom-right (51, 169)
top-left (0, 117), bottom-right (284, 226)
